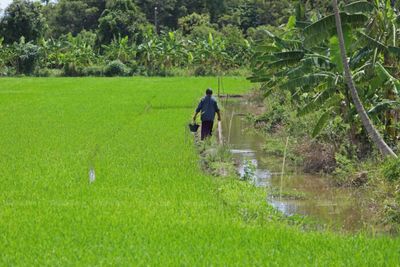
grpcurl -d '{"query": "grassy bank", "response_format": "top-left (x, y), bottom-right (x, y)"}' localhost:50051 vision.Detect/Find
top-left (0, 77), bottom-right (399, 265)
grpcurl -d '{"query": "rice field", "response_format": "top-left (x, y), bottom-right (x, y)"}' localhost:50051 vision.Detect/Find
top-left (0, 77), bottom-right (399, 265)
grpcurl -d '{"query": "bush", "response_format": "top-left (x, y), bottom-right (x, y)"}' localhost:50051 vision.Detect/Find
top-left (0, 65), bottom-right (15, 76)
top-left (13, 39), bottom-right (40, 75)
top-left (125, 60), bottom-right (138, 74)
top-left (63, 63), bottom-right (83, 77)
top-left (34, 68), bottom-right (63, 77)
top-left (254, 104), bottom-right (289, 133)
top-left (332, 152), bottom-right (355, 185)
top-left (104, 60), bottom-right (130, 77)
top-left (82, 65), bottom-right (104, 76)
top-left (178, 13), bottom-right (212, 35)
top-left (382, 158), bottom-right (400, 182)
top-left (194, 65), bottom-right (213, 76)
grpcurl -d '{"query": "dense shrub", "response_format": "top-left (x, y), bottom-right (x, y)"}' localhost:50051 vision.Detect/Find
top-left (125, 60), bottom-right (138, 74)
top-left (82, 65), bottom-right (105, 76)
top-left (63, 63), bottom-right (83, 77)
top-left (178, 13), bottom-right (212, 35)
top-left (13, 39), bottom-right (40, 75)
top-left (34, 68), bottom-right (63, 77)
top-left (0, 66), bottom-right (15, 76)
top-left (254, 104), bottom-right (289, 133)
top-left (382, 158), bottom-right (400, 182)
top-left (194, 65), bottom-right (215, 76)
top-left (104, 60), bottom-right (130, 76)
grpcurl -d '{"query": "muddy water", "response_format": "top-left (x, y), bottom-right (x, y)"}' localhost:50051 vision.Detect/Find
top-left (221, 98), bottom-right (377, 232)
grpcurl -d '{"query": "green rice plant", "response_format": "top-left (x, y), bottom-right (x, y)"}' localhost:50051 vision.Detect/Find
top-left (0, 77), bottom-right (399, 265)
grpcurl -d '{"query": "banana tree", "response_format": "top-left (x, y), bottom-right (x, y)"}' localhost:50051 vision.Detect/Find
top-left (249, 1), bottom-right (400, 157)
top-left (57, 33), bottom-right (98, 74)
top-left (102, 36), bottom-right (137, 64)
top-left (193, 33), bottom-right (232, 74)
top-left (157, 31), bottom-right (187, 69)
top-left (137, 32), bottom-right (157, 71)
top-left (354, 0), bottom-right (400, 140)
top-left (332, 0), bottom-right (397, 157)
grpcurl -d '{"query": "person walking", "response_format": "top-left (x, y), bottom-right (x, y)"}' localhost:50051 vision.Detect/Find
top-left (193, 88), bottom-right (221, 140)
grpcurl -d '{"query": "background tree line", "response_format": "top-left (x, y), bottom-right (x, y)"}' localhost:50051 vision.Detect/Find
top-left (0, 0), bottom-right (329, 76)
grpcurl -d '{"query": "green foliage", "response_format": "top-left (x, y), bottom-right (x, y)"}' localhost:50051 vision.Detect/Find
top-left (104, 59), bottom-right (130, 76)
top-left (343, 1), bottom-right (374, 14)
top-left (255, 105), bottom-right (289, 133)
top-left (102, 36), bottom-right (136, 63)
top-left (34, 67), bottom-right (63, 77)
top-left (382, 157), bottom-right (400, 182)
top-left (46, 0), bottom-right (106, 37)
top-left (82, 65), bottom-right (105, 76)
top-left (250, 0), bottom-right (400, 149)
top-left (333, 152), bottom-right (355, 184)
top-left (312, 111), bottom-right (331, 138)
top-left (303, 13), bottom-right (367, 47)
top-left (193, 65), bottom-right (211, 76)
top-left (178, 13), bottom-right (211, 35)
top-left (0, 0), bottom-right (293, 76)
top-left (241, 159), bottom-right (256, 181)
top-left (13, 37), bottom-right (41, 75)
top-left (98, 0), bottom-right (148, 44)
top-left (234, 0), bottom-right (292, 31)
top-left (0, 0), bottom-right (46, 43)
top-left (56, 31), bottom-right (98, 75)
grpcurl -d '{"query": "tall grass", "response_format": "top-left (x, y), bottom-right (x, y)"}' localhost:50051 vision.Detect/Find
top-left (0, 77), bottom-right (399, 265)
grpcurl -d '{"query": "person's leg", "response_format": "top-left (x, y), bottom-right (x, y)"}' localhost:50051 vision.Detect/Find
top-left (209, 121), bottom-right (214, 136)
top-left (201, 121), bottom-right (212, 140)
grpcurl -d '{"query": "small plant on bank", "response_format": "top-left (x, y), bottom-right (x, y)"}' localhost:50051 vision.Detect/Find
top-left (241, 159), bottom-right (256, 181)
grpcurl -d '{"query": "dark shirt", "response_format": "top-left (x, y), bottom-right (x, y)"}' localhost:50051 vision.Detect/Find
top-left (196, 95), bottom-right (220, 122)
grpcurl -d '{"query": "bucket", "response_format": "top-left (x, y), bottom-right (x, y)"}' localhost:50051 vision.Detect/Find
top-left (189, 123), bottom-right (200, 133)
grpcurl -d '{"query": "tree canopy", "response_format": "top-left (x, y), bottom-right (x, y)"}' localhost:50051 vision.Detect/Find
top-left (0, 0), bottom-right (46, 43)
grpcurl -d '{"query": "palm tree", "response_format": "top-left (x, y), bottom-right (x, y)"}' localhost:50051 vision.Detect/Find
top-left (332, 0), bottom-right (397, 158)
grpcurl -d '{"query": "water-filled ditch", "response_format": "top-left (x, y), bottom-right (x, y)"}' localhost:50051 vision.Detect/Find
top-left (221, 97), bottom-right (378, 232)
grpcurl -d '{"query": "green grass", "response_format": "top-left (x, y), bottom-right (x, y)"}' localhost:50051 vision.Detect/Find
top-left (0, 77), bottom-right (399, 265)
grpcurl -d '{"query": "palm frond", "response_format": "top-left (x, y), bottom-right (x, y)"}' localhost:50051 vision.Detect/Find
top-left (298, 86), bottom-right (337, 116)
top-left (349, 47), bottom-right (371, 68)
top-left (304, 13), bottom-right (367, 47)
top-left (368, 100), bottom-right (400, 114)
top-left (376, 62), bottom-right (400, 94)
top-left (273, 51), bottom-right (305, 60)
top-left (343, 1), bottom-right (374, 14)
top-left (282, 73), bottom-right (335, 90)
top-left (388, 46), bottom-right (400, 58)
top-left (312, 111), bottom-right (331, 138)
top-left (357, 32), bottom-right (387, 51)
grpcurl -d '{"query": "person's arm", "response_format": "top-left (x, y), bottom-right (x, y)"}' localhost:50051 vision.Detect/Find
top-left (216, 110), bottom-right (221, 121)
top-left (215, 100), bottom-right (221, 121)
top-left (193, 111), bottom-right (199, 122)
top-left (193, 99), bottom-right (203, 121)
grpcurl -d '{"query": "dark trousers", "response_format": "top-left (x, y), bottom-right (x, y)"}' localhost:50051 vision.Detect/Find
top-left (201, 121), bottom-right (214, 140)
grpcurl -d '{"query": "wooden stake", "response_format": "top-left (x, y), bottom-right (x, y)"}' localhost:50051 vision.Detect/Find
top-left (218, 121), bottom-right (223, 145)
top-left (279, 137), bottom-right (290, 200)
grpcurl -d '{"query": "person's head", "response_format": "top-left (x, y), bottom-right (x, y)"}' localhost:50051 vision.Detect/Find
top-left (206, 88), bottom-right (213, 96)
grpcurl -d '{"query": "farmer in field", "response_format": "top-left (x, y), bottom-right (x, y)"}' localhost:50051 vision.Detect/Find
top-left (193, 88), bottom-right (221, 140)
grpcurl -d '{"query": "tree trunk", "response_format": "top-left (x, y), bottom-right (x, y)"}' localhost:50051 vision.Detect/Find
top-left (332, 0), bottom-right (397, 158)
